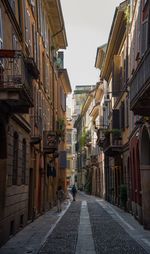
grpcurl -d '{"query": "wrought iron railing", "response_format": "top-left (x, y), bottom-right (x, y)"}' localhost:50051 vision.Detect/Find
top-left (0, 50), bottom-right (33, 104)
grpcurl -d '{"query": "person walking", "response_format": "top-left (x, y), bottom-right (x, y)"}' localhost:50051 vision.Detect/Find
top-left (56, 185), bottom-right (64, 212)
top-left (71, 184), bottom-right (77, 201)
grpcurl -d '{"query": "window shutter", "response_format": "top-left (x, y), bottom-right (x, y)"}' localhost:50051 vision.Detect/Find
top-left (125, 97), bottom-right (129, 128)
top-left (30, 0), bottom-right (35, 6)
top-left (37, 0), bottom-right (42, 33)
top-left (141, 21), bottom-right (148, 54)
top-left (0, 8), bottom-right (3, 48)
top-left (112, 110), bottom-right (120, 129)
top-left (32, 24), bottom-right (37, 62)
top-left (120, 101), bottom-right (125, 130)
top-left (112, 55), bottom-right (122, 97)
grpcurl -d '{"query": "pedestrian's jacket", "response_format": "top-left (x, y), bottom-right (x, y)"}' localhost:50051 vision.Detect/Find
top-left (71, 186), bottom-right (77, 194)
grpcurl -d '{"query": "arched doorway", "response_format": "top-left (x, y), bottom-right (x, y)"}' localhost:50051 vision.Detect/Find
top-left (140, 126), bottom-right (150, 229)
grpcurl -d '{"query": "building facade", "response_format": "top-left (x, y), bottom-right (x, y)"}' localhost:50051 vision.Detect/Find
top-left (96, 0), bottom-right (150, 229)
top-left (0, 0), bottom-right (70, 245)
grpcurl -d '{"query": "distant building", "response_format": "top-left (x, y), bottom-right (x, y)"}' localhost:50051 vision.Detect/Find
top-left (66, 106), bottom-right (76, 186)
top-left (72, 85), bottom-right (95, 122)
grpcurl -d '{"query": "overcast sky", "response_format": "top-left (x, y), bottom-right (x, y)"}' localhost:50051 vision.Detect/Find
top-left (60, 0), bottom-right (122, 101)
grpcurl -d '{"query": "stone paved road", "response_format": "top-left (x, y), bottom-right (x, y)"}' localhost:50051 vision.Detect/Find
top-left (88, 202), bottom-right (148, 254)
top-left (38, 202), bottom-right (81, 254)
top-left (39, 194), bottom-right (150, 254)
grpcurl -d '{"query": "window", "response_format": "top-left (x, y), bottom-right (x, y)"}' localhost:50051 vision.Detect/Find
top-left (48, 30), bottom-right (51, 58)
top-left (125, 97), bottom-right (129, 128)
top-left (37, 0), bottom-right (41, 32)
top-left (120, 101), bottom-right (125, 130)
top-left (30, 0), bottom-right (35, 6)
top-left (67, 160), bottom-right (71, 169)
top-left (25, 9), bottom-right (31, 52)
top-left (18, 0), bottom-right (22, 26)
top-left (60, 87), bottom-right (66, 112)
top-left (9, 0), bottom-right (15, 13)
top-left (0, 8), bottom-right (3, 49)
top-left (12, 33), bottom-right (18, 50)
top-left (141, 0), bottom-right (149, 54)
top-left (42, 52), bottom-right (46, 89)
top-left (22, 139), bottom-right (26, 184)
top-left (112, 55), bottom-right (122, 97)
top-left (66, 132), bottom-right (71, 144)
top-left (12, 132), bottom-right (18, 185)
top-left (36, 32), bottom-right (40, 69)
top-left (32, 24), bottom-right (36, 61)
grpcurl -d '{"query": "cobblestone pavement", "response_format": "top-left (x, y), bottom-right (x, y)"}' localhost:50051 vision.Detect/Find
top-left (88, 201), bottom-right (148, 254)
top-left (0, 192), bottom-right (150, 254)
top-left (38, 202), bottom-right (81, 254)
top-left (0, 200), bottom-right (71, 254)
top-left (38, 193), bottom-right (150, 254)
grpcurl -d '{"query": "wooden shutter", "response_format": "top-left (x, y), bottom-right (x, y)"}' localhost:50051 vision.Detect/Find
top-left (112, 55), bottom-right (121, 97)
top-left (120, 101), bottom-right (125, 130)
top-left (0, 8), bottom-right (3, 48)
top-left (112, 110), bottom-right (120, 129)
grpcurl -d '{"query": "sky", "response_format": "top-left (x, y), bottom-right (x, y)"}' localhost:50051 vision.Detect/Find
top-left (60, 0), bottom-right (122, 104)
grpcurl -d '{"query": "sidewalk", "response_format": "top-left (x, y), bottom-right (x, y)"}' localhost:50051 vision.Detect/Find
top-left (0, 200), bottom-right (71, 254)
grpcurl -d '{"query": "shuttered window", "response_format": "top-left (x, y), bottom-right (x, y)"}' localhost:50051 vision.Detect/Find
top-left (120, 101), bottom-right (125, 130)
top-left (125, 97), bottom-right (129, 128)
top-left (37, 0), bottom-right (41, 33)
top-left (36, 32), bottom-right (40, 70)
top-left (141, 0), bottom-right (149, 54)
top-left (0, 8), bottom-right (3, 49)
top-left (112, 55), bottom-right (122, 97)
top-left (60, 151), bottom-right (67, 169)
top-left (12, 33), bottom-right (18, 50)
top-left (32, 24), bottom-right (37, 62)
top-left (112, 110), bottom-right (120, 129)
top-left (60, 87), bottom-right (66, 112)
top-left (67, 160), bottom-right (71, 169)
top-left (9, 0), bottom-right (15, 13)
top-left (25, 9), bottom-right (31, 52)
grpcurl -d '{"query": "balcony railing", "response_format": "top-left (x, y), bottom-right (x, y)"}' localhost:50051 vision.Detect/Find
top-left (130, 48), bottom-right (150, 115)
top-left (103, 132), bottom-right (122, 156)
top-left (0, 50), bottom-right (35, 113)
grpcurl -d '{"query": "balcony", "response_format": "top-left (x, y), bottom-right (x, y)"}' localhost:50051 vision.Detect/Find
top-left (0, 50), bottom-right (37, 113)
top-left (130, 48), bottom-right (150, 115)
top-left (43, 131), bottom-right (58, 154)
top-left (103, 132), bottom-right (122, 156)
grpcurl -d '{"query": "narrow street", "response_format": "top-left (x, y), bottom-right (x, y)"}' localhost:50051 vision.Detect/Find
top-left (1, 192), bottom-right (150, 254)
